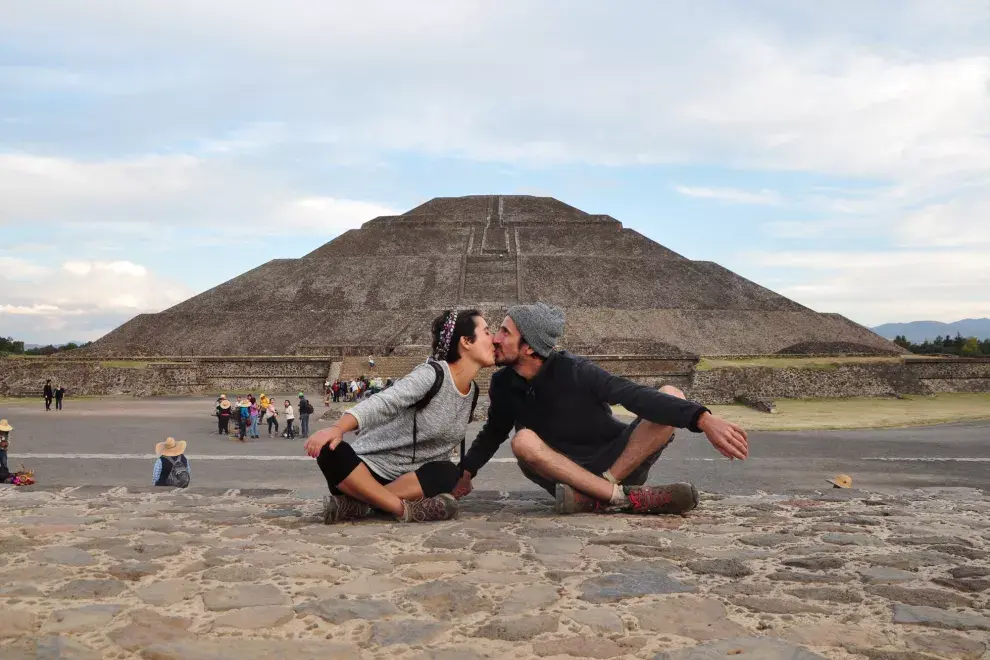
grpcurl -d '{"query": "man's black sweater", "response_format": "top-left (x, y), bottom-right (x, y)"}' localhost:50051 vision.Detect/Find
top-left (460, 351), bottom-right (710, 476)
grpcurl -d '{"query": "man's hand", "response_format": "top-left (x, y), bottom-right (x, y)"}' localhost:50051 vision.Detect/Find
top-left (697, 412), bottom-right (748, 460)
top-left (304, 426), bottom-right (344, 458)
top-left (452, 470), bottom-right (474, 499)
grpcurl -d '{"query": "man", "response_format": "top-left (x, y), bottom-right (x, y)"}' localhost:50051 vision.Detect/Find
top-left (298, 392), bottom-right (312, 438)
top-left (43, 379), bottom-right (54, 411)
top-left (54, 384), bottom-right (66, 410)
top-left (454, 303), bottom-right (748, 515)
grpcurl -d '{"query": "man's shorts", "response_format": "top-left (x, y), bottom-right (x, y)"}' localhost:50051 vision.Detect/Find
top-left (518, 417), bottom-right (672, 496)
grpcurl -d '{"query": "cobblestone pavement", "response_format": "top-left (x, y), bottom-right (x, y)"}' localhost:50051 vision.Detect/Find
top-left (1, 485), bottom-right (988, 659)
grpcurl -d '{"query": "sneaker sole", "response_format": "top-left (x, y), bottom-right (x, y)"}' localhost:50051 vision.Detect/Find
top-left (555, 483), bottom-right (574, 515)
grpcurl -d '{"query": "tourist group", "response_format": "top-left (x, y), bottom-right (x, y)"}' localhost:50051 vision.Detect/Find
top-left (213, 392), bottom-right (315, 441)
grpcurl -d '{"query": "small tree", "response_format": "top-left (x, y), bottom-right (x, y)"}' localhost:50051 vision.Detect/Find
top-left (961, 337), bottom-right (981, 356)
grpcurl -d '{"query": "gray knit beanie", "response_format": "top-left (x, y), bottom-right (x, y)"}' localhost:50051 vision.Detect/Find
top-left (507, 302), bottom-right (565, 358)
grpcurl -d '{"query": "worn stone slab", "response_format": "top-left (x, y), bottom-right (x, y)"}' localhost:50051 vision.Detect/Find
top-left (867, 585), bottom-right (974, 609)
top-left (202, 584), bottom-right (289, 611)
top-left (903, 631), bottom-right (986, 659)
top-left (730, 596), bottom-right (831, 614)
top-left (0, 608), bottom-right (38, 638)
top-left (313, 575), bottom-right (405, 597)
top-left (785, 586), bottom-right (863, 603)
top-left (33, 635), bottom-right (102, 659)
top-left (633, 596), bottom-right (748, 641)
top-left (367, 618), bottom-right (448, 646)
top-left (564, 606), bottom-right (625, 633)
top-left (500, 584), bottom-right (560, 613)
top-left (473, 614), bottom-right (559, 641)
top-left (295, 598), bottom-right (400, 624)
top-left (532, 635), bottom-right (629, 658)
top-left (738, 533), bottom-right (800, 548)
top-left (685, 558), bottom-right (753, 578)
top-left (140, 639), bottom-right (362, 660)
top-left (768, 570), bottom-right (852, 584)
top-left (404, 581), bottom-right (491, 617)
top-left (42, 604), bottom-right (122, 633)
top-left (213, 606), bottom-right (295, 630)
top-left (108, 610), bottom-right (192, 651)
top-left (135, 580), bottom-right (199, 606)
top-left (50, 579), bottom-right (127, 600)
top-left (780, 622), bottom-right (894, 649)
top-left (892, 604), bottom-right (990, 631)
top-left (822, 532), bottom-right (884, 546)
top-left (580, 564), bottom-right (695, 603)
top-left (30, 547), bottom-right (95, 566)
top-left (866, 551), bottom-right (954, 570)
top-left (859, 567), bottom-right (918, 584)
top-left (655, 636), bottom-right (829, 659)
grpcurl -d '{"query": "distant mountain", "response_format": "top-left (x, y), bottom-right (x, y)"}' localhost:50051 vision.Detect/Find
top-left (871, 318), bottom-right (990, 343)
top-left (23, 341), bottom-right (86, 350)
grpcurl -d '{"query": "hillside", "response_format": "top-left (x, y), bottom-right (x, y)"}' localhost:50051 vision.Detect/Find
top-left (872, 318), bottom-right (990, 343)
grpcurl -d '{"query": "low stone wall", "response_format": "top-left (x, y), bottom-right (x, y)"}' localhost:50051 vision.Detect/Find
top-left (0, 357), bottom-right (331, 397)
top-left (3, 355), bottom-right (988, 403)
top-left (687, 358), bottom-right (990, 404)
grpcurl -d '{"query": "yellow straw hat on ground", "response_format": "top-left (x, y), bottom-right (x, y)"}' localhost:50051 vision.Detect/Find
top-left (827, 474), bottom-right (853, 489)
top-left (155, 437), bottom-right (187, 457)
top-left (0, 419), bottom-right (12, 432)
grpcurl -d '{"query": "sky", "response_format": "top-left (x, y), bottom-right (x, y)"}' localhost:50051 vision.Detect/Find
top-left (2, 1), bottom-right (989, 344)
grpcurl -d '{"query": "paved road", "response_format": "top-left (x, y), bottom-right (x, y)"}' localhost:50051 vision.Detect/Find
top-left (2, 395), bottom-right (989, 495)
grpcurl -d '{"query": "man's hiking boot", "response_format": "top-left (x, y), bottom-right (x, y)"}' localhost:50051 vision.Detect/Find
top-left (322, 494), bottom-right (371, 524)
top-left (624, 482), bottom-right (699, 515)
top-left (556, 483), bottom-right (609, 515)
top-left (399, 493), bottom-right (459, 522)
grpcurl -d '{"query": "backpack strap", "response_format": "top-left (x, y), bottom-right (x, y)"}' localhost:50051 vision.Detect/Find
top-left (410, 360), bottom-right (444, 464)
top-left (461, 380), bottom-right (480, 461)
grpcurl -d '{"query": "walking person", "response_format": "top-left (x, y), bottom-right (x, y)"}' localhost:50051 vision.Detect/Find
top-left (283, 400), bottom-right (296, 439)
top-left (0, 419), bottom-right (12, 474)
top-left (304, 309), bottom-right (494, 524)
top-left (266, 401), bottom-right (279, 437)
top-left (217, 398), bottom-right (232, 435)
top-left (54, 384), bottom-right (66, 411)
top-left (153, 437), bottom-right (191, 488)
top-left (249, 399), bottom-right (260, 439)
top-left (298, 392), bottom-right (313, 438)
top-left (43, 379), bottom-right (53, 411)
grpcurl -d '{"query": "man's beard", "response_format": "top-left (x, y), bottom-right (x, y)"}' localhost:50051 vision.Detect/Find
top-left (494, 348), bottom-right (517, 367)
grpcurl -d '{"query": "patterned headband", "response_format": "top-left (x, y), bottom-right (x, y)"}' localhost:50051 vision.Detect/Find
top-left (433, 310), bottom-right (459, 361)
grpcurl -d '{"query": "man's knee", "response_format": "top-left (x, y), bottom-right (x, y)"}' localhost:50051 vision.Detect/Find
top-left (510, 429), bottom-right (544, 461)
top-left (659, 384), bottom-right (686, 399)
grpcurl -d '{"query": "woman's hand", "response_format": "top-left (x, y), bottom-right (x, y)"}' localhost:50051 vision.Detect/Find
top-left (304, 426), bottom-right (344, 458)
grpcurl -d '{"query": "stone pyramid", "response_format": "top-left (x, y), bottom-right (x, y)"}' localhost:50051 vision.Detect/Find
top-left (87, 195), bottom-right (901, 357)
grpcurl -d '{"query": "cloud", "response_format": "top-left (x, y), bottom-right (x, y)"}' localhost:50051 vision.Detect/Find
top-left (745, 249), bottom-right (990, 325)
top-left (0, 152), bottom-right (396, 238)
top-left (674, 185), bottom-right (782, 205)
top-left (0, 258), bottom-right (194, 343)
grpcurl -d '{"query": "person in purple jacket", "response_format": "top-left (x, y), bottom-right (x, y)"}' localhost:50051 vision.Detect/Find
top-left (453, 303), bottom-right (749, 515)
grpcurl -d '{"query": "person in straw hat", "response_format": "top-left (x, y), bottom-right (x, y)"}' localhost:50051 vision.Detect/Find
top-left (0, 418), bottom-right (12, 473)
top-left (217, 397), bottom-right (232, 435)
top-left (153, 437), bottom-right (190, 487)
top-left (236, 400), bottom-right (250, 442)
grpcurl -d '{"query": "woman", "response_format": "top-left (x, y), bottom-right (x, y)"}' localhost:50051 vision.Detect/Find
top-left (217, 398), bottom-right (232, 435)
top-left (283, 400), bottom-right (295, 439)
top-left (249, 398), bottom-right (260, 439)
top-left (304, 309), bottom-right (495, 524)
top-left (266, 400), bottom-right (279, 437)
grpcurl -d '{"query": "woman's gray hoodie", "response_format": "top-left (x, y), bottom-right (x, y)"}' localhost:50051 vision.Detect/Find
top-left (348, 361), bottom-right (476, 480)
